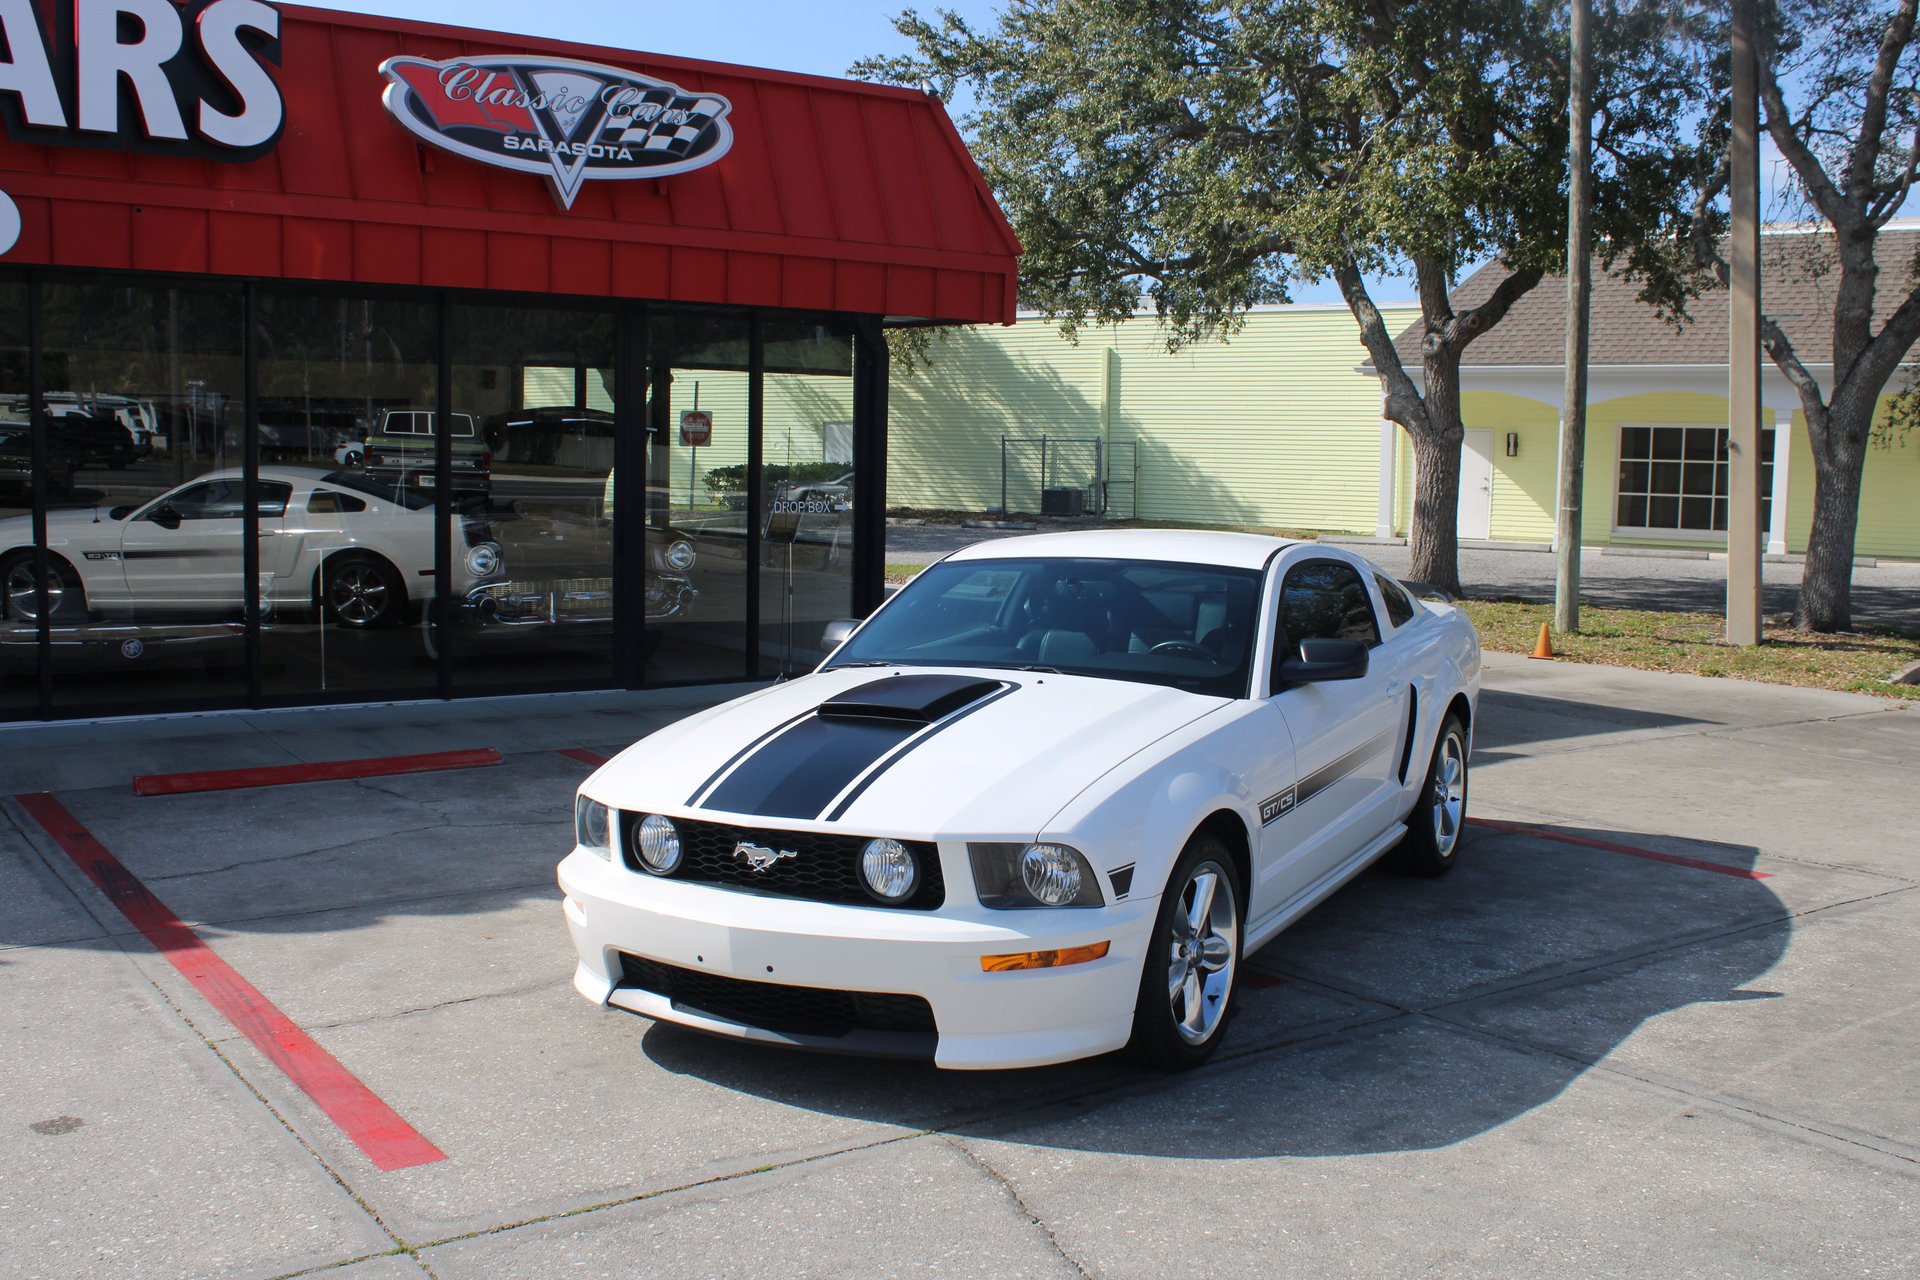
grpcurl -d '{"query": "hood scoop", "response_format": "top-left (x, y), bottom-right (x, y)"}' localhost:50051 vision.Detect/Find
top-left (817, 674), bottom-right (1006, 724)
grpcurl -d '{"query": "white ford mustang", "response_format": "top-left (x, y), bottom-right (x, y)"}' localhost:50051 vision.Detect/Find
top-left (0, 466), bottom-right (503, 628)
top-left (561, 530), bottom-right (1480, 1070)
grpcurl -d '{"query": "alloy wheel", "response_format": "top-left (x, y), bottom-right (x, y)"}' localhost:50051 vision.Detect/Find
top-left (1165, 861), bottom-right (1238, 1045)
top-left (1431, 729), bottom-right (1467, 856)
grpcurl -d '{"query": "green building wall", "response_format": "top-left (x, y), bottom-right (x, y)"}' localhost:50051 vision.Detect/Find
top-left (887, 305), bottom-right (1421, 532)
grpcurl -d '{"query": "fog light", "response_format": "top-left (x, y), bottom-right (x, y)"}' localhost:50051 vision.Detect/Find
top-left (635, 814), bottom-right (682, 875)
top-left (860, 838), bottom-right (919, 901)
top-left (1020, 844), bottom-right (1085, 906)
top-left (981, 942), bottom-right (1111, 972)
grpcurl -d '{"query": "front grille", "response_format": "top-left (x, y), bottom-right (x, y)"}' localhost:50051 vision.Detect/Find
top-left (619, 954), bottom-right (937, 1038)
top-left (624, 815), bottom-right (945, 910)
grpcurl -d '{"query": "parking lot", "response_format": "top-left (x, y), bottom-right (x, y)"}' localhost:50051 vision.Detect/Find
top-left (3, 655), bottom-right (1916, 1279)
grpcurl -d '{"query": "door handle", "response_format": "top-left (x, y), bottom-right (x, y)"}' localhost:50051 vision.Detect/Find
top-left (1388, 681), bottom-right (1408, 699)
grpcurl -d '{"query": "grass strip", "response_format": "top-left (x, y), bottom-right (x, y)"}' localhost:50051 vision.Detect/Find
top-left (1460, 599), bottom-right (1920, 701)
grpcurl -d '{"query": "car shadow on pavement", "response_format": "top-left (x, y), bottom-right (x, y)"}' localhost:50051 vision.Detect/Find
top-left (1469, 688), bottom-right (1704, 763)
top-left (637, 823), bottom-right (1786, 1160)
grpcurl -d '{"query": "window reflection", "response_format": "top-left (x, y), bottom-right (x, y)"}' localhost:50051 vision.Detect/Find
top-left (255, 292), bottom-right (439, 700)
top-left (0, 278), bottom-right (36, 717)
top-left (440, 303), bottom-right (618, 688)
top-left (645, 310), bottom-right (752, 682)
top-left (34, 282), bottom-right (247, 713)
top-left (760, 317), bottom-right (855, 676)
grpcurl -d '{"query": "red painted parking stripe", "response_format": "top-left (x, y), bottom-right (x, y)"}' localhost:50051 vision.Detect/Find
top-left (16, 793), bottom-right (447, 1171)
top-left (134, 748), bottom-right (501, 796)
top-left (557, 748), bottom-right (610, 768)
top-left (1468, 816), bottom-right (1770, 880)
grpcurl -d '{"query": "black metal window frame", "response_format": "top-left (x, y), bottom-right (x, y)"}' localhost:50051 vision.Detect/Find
top-left (0, 265), bottom-right (887, 722)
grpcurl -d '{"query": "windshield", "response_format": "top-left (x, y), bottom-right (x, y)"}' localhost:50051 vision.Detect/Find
top-left (320, 470), bottom-right (433, 510)
top-left (825, 557), bottom-right (1263, 697)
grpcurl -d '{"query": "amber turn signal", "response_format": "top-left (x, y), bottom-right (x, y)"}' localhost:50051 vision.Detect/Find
top-left (980, 941), bottom-right (1111, 972)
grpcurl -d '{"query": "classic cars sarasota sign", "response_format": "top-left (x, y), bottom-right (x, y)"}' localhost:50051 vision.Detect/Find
top-left (380, 54), bottom-right (733, 209)
top-left (0, 0), bottom-right (284, 160)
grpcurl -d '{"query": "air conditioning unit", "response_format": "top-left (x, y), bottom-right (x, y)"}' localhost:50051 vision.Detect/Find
top-left (1040, 487), bottom-right (1085, 517)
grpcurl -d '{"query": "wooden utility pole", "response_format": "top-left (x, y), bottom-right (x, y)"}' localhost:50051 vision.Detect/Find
top-left (1727, 0), bottom-right (1764, 645)
top-left (1554, 0), bottom-right (1593, 634)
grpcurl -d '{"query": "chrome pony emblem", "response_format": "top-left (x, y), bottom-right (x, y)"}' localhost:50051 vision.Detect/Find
top-left (733, 841), bottom-right (797, 873)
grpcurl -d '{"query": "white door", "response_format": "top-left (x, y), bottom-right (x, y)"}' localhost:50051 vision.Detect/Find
top-left (1458, 430), bottom-right (1494, 540)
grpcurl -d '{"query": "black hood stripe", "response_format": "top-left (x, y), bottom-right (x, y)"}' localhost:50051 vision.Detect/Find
top-left (822, 684), bottom-right (1017, 821)
top-left (700, 677), bottom-right (1013, 822)
top-left (686, 707), bottom-right (818, 807)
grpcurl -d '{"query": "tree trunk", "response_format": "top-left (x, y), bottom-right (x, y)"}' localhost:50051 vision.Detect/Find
top-left (1406, 343), bottom-right (1467, 595)
top-left (1796, 395), bottom-right (1870, 632)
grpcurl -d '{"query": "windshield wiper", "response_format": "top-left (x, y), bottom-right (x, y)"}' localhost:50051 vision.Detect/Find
top-left (827, 660), bottom-right (898, 668)
top-left (1015, 665), bottom-right (1062, 674)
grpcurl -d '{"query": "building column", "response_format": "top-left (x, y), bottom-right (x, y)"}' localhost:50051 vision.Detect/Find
top-left (1764, 393), bottom-right (1795, 556)
top-left (1376, 395), bottom-right (1397, 538)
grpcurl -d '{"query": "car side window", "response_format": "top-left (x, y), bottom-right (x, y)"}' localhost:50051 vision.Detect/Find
top-left (1374, 572), bottom-right (1416, 629)
top-left (1278, 560), bottom-right (1382, 653)
top-left (159, 480), bottom-right (243, 520)
top-left (307, 489), bottom-right (364, 515)
top-left (257, 482), bottom-right (293, 517)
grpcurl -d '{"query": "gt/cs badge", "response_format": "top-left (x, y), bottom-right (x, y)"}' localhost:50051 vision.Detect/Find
top-left (1259, 787), bottom-right (1297, 825)
top-left (733, 841), bottom-right (796, 873)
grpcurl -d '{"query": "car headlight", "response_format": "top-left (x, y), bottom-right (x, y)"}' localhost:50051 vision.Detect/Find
top-left (860, 837), bottom-right (920, 902)
top-left (575, 795), bottom-right (611, 859)
top-left (969, 842), bottom-right (1105, 909)
top-left (665, 539), bottom-right (696, 572)
top-left (633, 814), bottom-right (683, 875)
top-left (464, 541), bottom-right (502, 578)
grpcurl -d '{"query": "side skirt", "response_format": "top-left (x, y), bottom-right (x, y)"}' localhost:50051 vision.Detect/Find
top-left (1244, 821), bottom-right (1408, 955)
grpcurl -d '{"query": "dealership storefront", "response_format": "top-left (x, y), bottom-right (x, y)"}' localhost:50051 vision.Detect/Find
top-left (0, 1), bottom-right (1017, 721)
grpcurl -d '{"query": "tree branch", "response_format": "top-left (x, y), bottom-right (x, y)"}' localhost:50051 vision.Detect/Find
top-left (1335, 255), bottom-right (1430, 434)
top-left (1757, 38), bottom-right (1850, 225)
top-left (1842, 0), bottom-right (1920, 203)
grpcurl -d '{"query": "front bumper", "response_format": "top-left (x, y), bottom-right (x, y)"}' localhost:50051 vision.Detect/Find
top-left (558, 847), bottom-right (1156, 1069)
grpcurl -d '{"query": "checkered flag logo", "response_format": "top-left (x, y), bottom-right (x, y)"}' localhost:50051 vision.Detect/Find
top-left (613, 90), bottom-right (727, 156)
top-left (380, 54), bottom-right (735, 210)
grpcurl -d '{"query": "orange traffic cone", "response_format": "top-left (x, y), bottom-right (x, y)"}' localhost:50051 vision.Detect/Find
top-left (1530, 622), bottom-right (1555, 660)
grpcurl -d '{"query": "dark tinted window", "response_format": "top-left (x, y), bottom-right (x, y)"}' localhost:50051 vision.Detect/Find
top-left (827, 557), bottom-right (1263, 697)
top-left (320, 470), bottom-right (432, 509)
top-left (1375, 572), bottom-right (1416, 628)
top-left (1279, 560), bottom-right (1381, 650)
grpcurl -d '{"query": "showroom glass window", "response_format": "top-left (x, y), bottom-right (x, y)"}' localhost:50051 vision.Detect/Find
top-left (447, 302), bottom-right (618, 690)
top-left (1615, 425), bottom-right (1774, 535)
top-left (0, 276), bottom-right (35, 719)
top-left (645, 309), bottom-right (752, 683)
top-left (37, 280), bottom-right (246, 714)
top-left (760, 317), bottom-right (855, 676)
top-left (254, 291), bottom-right (439, 702)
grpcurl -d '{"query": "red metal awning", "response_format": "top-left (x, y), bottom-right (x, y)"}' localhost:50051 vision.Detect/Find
top-left (0, 4), bottom-right (1019, 325)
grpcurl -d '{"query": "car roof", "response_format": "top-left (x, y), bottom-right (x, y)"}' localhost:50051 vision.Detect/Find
top-left (943, 527), bottom-right (1300, 571)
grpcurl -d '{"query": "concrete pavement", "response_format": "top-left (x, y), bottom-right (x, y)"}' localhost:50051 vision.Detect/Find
top-left (1, 658), bottom-right (1914, 1278)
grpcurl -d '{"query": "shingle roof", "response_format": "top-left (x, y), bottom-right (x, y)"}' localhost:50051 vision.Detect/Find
top-left (1389, 228), bottom-right (1920, 368)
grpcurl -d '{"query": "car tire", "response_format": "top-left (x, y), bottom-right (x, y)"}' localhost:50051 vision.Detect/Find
top-left (320, 554), bottom-right (405, 629)
top-left (0, 550), bottom-right (86, 623)
top-left (1391, 713), bottom-right (1469, 877)
top-left (1128, 831), bottom-right (1243, 1071)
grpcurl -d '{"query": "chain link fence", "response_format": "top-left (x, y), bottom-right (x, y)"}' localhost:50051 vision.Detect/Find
top-left (997, 435), bottom-right (1136, 518)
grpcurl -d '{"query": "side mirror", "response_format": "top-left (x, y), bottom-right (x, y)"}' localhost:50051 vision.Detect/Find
top-left (821, 618), bottom-right (860, 651)
top-left (148, 505), bottom-right (181, 530)
top-left (1276, 637), bottom-right (1369, 686)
